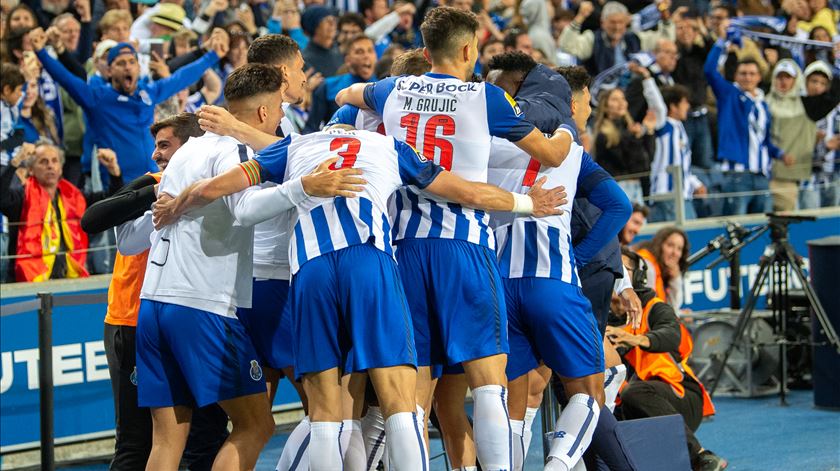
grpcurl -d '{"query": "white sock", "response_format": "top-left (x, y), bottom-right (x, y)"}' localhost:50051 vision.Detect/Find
top-left (276, 416), bottom-right (310, 471)
top-left (362, 406), bottom-right (387, 471)
top-left (471, 385), bottom-right (512, 471)
top-left (510, 419), bottom-right (526, 471)
top-left (546, 394), bottom-right (600, 471)
top-left (415, 405), bottom-right (430, 470)
top-left (603, 365), bottom-right (626, 413)
top-left (523, 407), bottom-right (538, 462)
top-left (342, 419), bottom-right (366, 471)
top-left (384, 411), bottom-right (426, 471)
top-left (310, 421), bottom-right (343, 471)
top-left (571, 459), bottom-right (588, 471)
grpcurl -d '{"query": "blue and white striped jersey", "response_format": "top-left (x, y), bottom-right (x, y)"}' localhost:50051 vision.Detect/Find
top-left (651, 118), bottom-right (703, 199)
top-left (488, 134), bottom-right (610, 284)
top-left (719, 92), bottom-right (778, 177)
top-left (363, 73), bottom-right (535, 250)
top-left (327, 104), bottom-right (385, 133)
top-left (251, 129), bottom-right (442, 273)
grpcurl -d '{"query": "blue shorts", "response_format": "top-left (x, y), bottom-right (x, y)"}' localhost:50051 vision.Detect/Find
top-left (290, 243), bottom-right (416, 378)
top-left (396, 238), bottom-right (508, 375)
top-left (136, 300), bottom-right (267, 408)
top-left (236, 278), bottom-right (293, 370)
top-left (504, 278), bottom-right (604, 381)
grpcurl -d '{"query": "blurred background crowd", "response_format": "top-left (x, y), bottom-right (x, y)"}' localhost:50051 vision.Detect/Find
top-left (0, 0), bottom-right (838, 283)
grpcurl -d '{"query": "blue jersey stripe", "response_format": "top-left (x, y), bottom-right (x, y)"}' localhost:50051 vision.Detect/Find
top-left (393, 189), bottom-right (404, 236)
top-left (498, 226), bottom-right (513, 278)
top-left (381, 213), bottom-right (392, 256)
top-left (294, 223), bottom-right (308, 269)
top-left (310, 206), bottom-right (336, 254)
top-left (447, 202), bottom-right (470, 240)
top-left (522, 221), bottom-right (538, 277)
top-left (359, 197), bottom-right (373, 240)
top-left (547, 226), bottom-right (563, 279)
top-left (403, 191), bottom-right (423, 240)
top-left (427, 200), bottom-right (444, 238)
top-left (335, 197), bottom-right (362, 246)
top-left (567, 233), bottom-right (578, 286)
top-left (474, 209), bottom-right (490, 247)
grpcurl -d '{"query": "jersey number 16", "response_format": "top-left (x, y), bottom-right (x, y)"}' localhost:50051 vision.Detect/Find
top-left (399, 113), bottom-right (456, 171)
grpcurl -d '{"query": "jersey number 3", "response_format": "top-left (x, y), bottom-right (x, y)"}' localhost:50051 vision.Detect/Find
top-left (328, 137), bottom-right (362, 170)
top-left (400, 113), bottom-right (455, 171)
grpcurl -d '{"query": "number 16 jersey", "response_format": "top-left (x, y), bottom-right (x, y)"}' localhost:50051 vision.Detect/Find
top-left (364, 73), bottom-right (535, 250)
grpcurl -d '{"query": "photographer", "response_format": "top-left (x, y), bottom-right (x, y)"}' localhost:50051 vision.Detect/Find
top-left (607, 247), bottom-right (725, 471)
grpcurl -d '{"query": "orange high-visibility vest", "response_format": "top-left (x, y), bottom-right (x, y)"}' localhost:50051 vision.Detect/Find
top-left (637, 248), bottom-right (665, 300)
top-left (15, 178), bottom-right (89, 282)
top-left (622, 296), bottom-right (716, 417)
top-left (104, 172), bottom-right (161, 327)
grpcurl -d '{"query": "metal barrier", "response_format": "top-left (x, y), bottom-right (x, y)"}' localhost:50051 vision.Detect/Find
top-left (0, 290), bottom-right (108, 471)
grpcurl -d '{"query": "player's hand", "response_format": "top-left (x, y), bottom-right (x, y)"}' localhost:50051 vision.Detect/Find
top-left (527, 176), bottom-right (567, 217)
top-left (620, 288), bottom-right (642, 329)
top-left (301, 157), bottom-right (367, 198)
top-left (29, 27), bottom-right (48, 52)
top-left (198, 105), bottom-right (240, 135)
top-left (152, 193), bottom-right (178, 229)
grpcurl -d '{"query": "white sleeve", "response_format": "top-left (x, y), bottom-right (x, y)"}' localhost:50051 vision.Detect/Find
top-left (614, 263), bottom-right (633, 295)
top-left (229, 177), bottom-right (309, 227)
top-left (365, 11), bottom-right (400, 43)
top-left (641, 76), bottom-right (667, 130)
top-left (116, 211), bottom-right (154, 256)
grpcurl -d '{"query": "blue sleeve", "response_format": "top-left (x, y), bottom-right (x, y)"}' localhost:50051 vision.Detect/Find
top-left (394, 139), bottom-right (443, 188)
top-left (254, 135), bottom-right (292, 183)
top-left (764, 108), bottom-right (784, 159)
top-left (362, 76), bottom-right (397, 115)
top-left (576, 152), bottom-right (611, 197)
top-left (703, 41), bottom-right (734, 99)
top-left (266, 17), bottom-right (281, 34)
top-left (574, 176), bottom-right (632, 266)
top-left (149, 51), bottom-right (219, 104)
top-left (35, 48), bottom-right (95, 109)
top-left (288, 28), bottom-right (309, 49)
top-left (484, 83), bottom-right (535, 142)
top-left (327, 104), bottom-right (360, 127)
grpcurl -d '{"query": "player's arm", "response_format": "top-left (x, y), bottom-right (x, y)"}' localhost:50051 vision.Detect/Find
top-left (197, 105), bottom-right (282, 151)
top-left (152, 166), bottom-right (250, 228)
top-left (512, 127), bottom-right (575, 168)
top-left (335, 83), bottom-right (371, 109)
top-left (425, 172), bottom-right (566, 217)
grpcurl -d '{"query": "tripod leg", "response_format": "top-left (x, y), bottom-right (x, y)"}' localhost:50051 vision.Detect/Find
top-left (709, 255), bottom-right (774, 396)
top-left (782, 245), bottom-right (840, 353)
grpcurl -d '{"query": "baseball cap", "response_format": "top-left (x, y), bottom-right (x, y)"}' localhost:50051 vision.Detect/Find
top-left (94, 39), bottom-right (118, 60)
top-left (107, 42), bottom-right (138, 65)
top-left (774, 61), bottom-right (798, 78)
top-left (151, 3), bottom-right (186, 31)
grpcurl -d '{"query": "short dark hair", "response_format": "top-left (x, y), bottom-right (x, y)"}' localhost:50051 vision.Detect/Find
top-left (502, 28), bottom-right (528, 50)
top-left (555, 66), bottom-right (591, 93)
top-left (224, 63), bottom-right (285, 103)
top-left (374, 55), bottom-right (395, 79)
top-left (480, 37), bottom-right (502, 55)
top-left (150, 112), bottom-right (203, 145)
top-left (247, 34), bottom-right (299, 67)
top-left (661, 84), bottom-right (690, 109)
top-left (554, 9), bottom-right (575, 22)
top-left (1, 63), bottom-right (25, 92)
top-left (736, 58), bottom-right (760, 71)
top-left (631, 202), bottom-right (650, 218)
top-left (391, 49), bottom-right (431, 76)
top-left (420, 7), bottom-right (478, 62)
top-left (338, 12), bottom-right (366, 31)
top-left (487, 51), bottom-right (537, 76)
top-left (346, 33), bottom-right (375, 50)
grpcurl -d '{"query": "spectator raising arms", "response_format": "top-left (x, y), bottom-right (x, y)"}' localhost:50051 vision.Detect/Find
top-left (28, 26), bottom-right (230, 182)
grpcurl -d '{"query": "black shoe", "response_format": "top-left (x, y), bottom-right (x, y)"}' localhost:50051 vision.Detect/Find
top-left (693, 450), bottom-right (728, 471)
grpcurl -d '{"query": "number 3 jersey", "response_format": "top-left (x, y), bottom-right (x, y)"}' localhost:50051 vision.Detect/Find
top-left (488, 134), bottom-right (612, 285)
top-left (364, 73), bottom-right (535, 250)
top-left (246, 129), bottom-right (443, 274)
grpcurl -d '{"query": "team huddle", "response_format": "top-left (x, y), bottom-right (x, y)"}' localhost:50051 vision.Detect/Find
top-left (124, 6), bottom-right (636, 471)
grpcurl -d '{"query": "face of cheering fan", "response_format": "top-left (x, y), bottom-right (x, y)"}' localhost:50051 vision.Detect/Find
top-left (605, 88), bottom-right (628, 120)
top-left (31, 145), bottom-right (63, 188)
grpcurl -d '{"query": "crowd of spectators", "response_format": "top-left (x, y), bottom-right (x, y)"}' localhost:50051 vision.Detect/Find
top-left (0, 0), bottom-right (838, 283)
